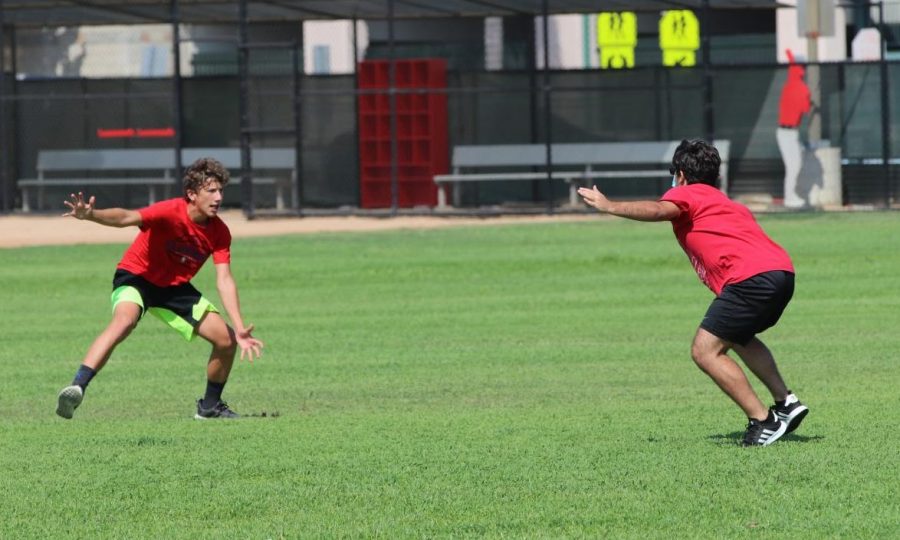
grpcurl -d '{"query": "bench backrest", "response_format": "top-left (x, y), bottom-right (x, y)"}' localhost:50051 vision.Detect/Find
top-left (181, 148), bottom-right (296, 170)
top-left (36, 148), bottom-right (296, 173)
top-left (451, 141), bottom-right (731, 168)
top-left (37, 149), bottom-right (173, 171)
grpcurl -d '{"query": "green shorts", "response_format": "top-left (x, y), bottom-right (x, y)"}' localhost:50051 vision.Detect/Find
top-left (111, 269), bottom-right (219, 341)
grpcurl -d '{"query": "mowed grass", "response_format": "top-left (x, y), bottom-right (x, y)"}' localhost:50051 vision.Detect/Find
top-left (1, 212), bottom-right (898, 538)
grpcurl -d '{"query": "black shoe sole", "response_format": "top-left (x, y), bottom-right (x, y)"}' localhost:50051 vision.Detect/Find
top-left (783, 407), bottom-right (808, 434)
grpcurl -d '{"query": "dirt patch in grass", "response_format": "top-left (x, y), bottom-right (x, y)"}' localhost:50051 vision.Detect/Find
top-left (1, 210), bottom-right (597, 248)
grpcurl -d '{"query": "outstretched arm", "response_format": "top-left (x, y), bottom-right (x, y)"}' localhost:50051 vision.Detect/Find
top-left (578, 185), bottom-right (681, 222)
top-left (786, 48), bottom-right (796, 65)
top-left (62, 192), bottom-right (142, 228)
top-left (215, 262), bottom-right (264, 362)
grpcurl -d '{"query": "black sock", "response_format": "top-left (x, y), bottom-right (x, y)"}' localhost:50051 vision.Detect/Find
top-left (775, 390), bottom-right (791, 408)
top-left (72, 364), bottom-right (97, 391)
top-left (202, 380), bottom-right (226, 408)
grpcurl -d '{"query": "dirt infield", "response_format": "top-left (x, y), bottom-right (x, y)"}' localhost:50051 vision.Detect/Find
top-left (1, 210), bottom-right (597, 248)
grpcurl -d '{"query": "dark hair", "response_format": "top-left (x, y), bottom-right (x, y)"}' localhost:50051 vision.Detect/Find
top-left (182, 157), bottom-right (230, 199)
top-left (669, 139), bottom-right (721, 187)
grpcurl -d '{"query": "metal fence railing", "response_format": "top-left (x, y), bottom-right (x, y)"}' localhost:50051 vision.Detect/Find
top-left (3, 58), bottom-right (896, 213)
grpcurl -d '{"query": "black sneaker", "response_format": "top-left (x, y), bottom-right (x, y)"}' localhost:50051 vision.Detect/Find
top-left (772, 393), bottom-right (808, 434)
top-left (194, 399), bottom-right (240, 419)
top-left (741, 413), bottom-right (787, 447)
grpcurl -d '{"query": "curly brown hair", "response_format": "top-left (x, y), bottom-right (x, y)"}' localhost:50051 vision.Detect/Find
top-left (182, 157), bottom-right (230, 199)
top-left (669, 139), bottom-right (722, 187)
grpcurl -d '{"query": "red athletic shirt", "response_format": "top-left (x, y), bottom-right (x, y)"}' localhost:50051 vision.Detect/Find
top-left (778, 64), bottom-right (811, 128)
top-left (117, 198), bottom-right (231, 287)
top-left (661, 183), bottom-right (794, 295)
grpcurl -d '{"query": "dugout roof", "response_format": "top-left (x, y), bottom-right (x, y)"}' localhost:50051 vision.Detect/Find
top-left (2, 1), bottom-right (787, 28)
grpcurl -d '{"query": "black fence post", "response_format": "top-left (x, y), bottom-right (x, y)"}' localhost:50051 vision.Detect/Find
top-left (388, 0), bottom-right (398, 215)
top-left (542, 0), bottom-right (554, 214)
top-left (352, 17), bottom-right (361, 209)
top-left (238, 0), bottom-right (254, 218)
top-left (877, 2), bottom-right (892, 207)
top-left (0, 5), bottom-right (7, 213)
top-left (170, 0), bottom-right (184, 189)
top-left (292, 38), bottom-right (304, 212)
top-left (702, 0), bottom-right (715, 143)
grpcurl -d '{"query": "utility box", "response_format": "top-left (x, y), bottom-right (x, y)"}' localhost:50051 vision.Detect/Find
top-left (797, 0), bottom-right (836, 38)
top-left (810, 145), bottom-right (842, 207)
top-left (801, 141), bottom-right (843, 208)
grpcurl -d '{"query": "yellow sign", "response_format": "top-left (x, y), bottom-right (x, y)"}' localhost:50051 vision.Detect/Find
top-left (659, 10), bottom-right (700, 67)
top-left (597, 12), bottom-right (637, 69)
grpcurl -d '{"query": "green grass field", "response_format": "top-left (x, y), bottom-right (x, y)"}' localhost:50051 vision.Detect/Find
top-left (1, 212), bottom-right (898, 538)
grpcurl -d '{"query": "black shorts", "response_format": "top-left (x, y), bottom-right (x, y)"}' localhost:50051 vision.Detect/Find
top-left (111, 269), bottom-right (218, 341)
top-left (700, 270), bottom-right (794, 346)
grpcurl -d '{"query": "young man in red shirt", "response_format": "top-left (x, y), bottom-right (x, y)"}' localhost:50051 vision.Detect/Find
top-left (56, 157), bottom-right (263, 419)
top-left (578, 139), bottom-right (808, 447)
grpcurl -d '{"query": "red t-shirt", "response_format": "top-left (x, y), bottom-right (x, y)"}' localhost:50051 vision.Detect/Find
top-left (778, 65), bottom-right (811, 127)
top-left (117, 198), bottom-right (232, 287)
top-left (661, 184), bottom-right (794, 295)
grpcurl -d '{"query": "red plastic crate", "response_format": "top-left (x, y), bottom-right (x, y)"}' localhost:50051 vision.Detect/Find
top-left (358, 58), bottom-right (448, 208)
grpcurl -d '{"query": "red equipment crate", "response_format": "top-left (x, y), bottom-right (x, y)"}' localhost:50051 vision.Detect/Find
top-left (357, 58), bottom-right (449, 208)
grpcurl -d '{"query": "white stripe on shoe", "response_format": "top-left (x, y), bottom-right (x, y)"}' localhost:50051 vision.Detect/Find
top-left (760, 419), bottom-right (788, 446)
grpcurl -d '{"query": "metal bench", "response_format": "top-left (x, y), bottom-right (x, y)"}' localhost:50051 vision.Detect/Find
top-left (433, 140), bottom-right (731, 209)
top-left (18, 148), bottom-right (297, 212)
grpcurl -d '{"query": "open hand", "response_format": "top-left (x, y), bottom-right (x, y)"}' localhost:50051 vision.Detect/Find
top-left (577, 185), bottom-right (612, 213)
top-left (62, 192), bottom-right (95, 220)
top-left (235, 324), bottom-right (264, 362)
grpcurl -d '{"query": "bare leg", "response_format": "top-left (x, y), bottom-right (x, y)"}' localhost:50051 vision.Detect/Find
top-left (195, 311), bottom-right (237, 383)
top-left (57, 302), bottom-right (141, 418)
top-left (691, 328), bottom-right (768, 421)
top-left (81, 302), bottom-right (142, 371)
top-left (732, 337), bottom-right (789, 403)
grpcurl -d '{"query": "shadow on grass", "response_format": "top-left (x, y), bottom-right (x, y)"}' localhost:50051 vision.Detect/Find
top-left (708, 432), bottom-right (825, 445)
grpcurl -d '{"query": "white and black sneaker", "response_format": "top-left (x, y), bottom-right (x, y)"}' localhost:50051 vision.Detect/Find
top-left (772, 393), bottom-right (809, 434)
top-left (56, 385), bottom-right (84, 419)
top-left (741, 412), bottom-right (787, 447)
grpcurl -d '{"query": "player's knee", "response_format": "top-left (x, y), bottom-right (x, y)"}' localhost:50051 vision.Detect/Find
top-left (690, 342), bottom-right (714, 371)
top-left (212, 329), bottom-right (237, 355)
top-left (110, 318), bottom-right (138, 343)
